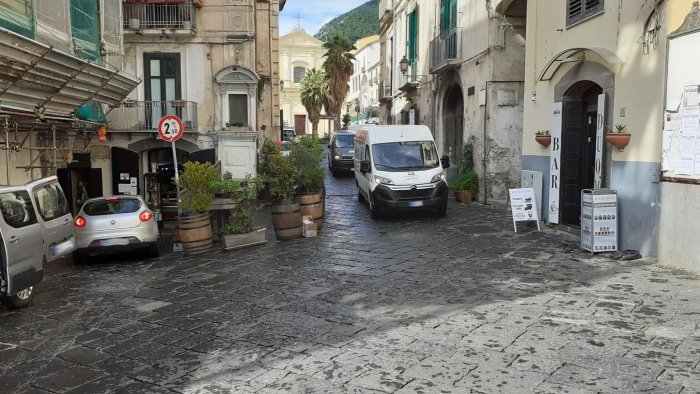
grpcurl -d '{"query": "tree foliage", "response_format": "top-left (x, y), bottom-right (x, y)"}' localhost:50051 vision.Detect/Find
top-left (300, 68), bottom-right (327, 138)
top-left (323, 33), bottom-right (356, 132)
top-left (315, 0), bottom-right (379, 43)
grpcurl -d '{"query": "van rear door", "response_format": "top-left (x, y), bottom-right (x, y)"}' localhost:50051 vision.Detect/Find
top-left (0, 188), bottom-right (44, 295)
top-left (25, 177), bottom-right (76, 262)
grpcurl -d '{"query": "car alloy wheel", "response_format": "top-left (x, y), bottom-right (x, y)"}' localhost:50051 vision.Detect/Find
top-left (16, 286), bottom-right (33, 300)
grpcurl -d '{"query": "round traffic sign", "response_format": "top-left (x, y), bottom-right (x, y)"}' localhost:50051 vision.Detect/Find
top-left (157, 115), bottom-right (184, 142)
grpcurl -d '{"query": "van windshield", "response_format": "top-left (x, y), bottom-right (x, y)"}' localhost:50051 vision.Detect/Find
top-left (335, 134), bottom-right (354, 148)
top-left (372, 141), bottom-right (439, 171)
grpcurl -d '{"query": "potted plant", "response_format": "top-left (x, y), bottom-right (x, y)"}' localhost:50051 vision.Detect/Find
top-left (268, 151), bottom-right (303, 240)
top-left (606, 123), bottom-right (631, 151)
top-left (289, 137), bottom-right (326, 228)
top-left (535, 130), bottom-right (551, 147)
top-left (225, 122), bottom-right (252, 132)
top-left (258, 139), bottom-right (280, 202)
top-left (210, 173), bottom-right (266, 250)
top-left (178, 161), bottom-right (218, 254)
top-left (450, 170), bottom-right (479, 203)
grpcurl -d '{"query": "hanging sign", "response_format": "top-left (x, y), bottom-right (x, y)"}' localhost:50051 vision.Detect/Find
top-left (157, 115), bottom-right (184, 142)
top-left (594, 94), bottom-right (605, 189)
top-left (548, 102), bottom-right (563, 224)
top-left (509, 188), bottom-right (540, 233)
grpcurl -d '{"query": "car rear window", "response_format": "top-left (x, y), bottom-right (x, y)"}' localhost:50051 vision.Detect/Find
top-left (83, 198), bottom-right (141, 216)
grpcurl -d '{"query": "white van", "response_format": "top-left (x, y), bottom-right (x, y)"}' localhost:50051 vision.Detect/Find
top-left (353, 125), bottom-right (450, 218)
top-left (0, 176), bottom-right (76, 308)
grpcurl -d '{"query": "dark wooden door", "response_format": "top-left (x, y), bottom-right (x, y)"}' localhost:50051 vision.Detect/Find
top-left (111, 148), bottom-right (139, 196)
top-left (294, 115), bottom-right (306, 135)
top-left (561, 100), bottom-right (584, 225)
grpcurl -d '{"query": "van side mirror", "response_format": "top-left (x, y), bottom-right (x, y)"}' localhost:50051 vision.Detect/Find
top-left (441, 155), bottom-right (450, 169)
top-left (360, 160), bottom-right (371, 173)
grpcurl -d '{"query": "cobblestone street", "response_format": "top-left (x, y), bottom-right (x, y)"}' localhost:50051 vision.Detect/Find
top-left (2, 170), bottom-right (700, 393)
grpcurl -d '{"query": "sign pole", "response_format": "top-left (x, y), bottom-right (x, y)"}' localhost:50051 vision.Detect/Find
top-left (171, 140), bottom-right (181, 218)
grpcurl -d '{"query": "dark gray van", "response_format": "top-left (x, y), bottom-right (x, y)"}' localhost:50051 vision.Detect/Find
top-left (0, 176), bottom-right (75, 308)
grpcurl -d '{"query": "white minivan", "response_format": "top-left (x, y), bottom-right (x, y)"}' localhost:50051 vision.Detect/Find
top-left (353, 125), bottom-right (450, 218)
top-left (0, 176), bottom-right (76, 308)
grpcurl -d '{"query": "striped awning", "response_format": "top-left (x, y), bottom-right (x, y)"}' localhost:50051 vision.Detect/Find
top-left (0, 27), bottom-right (139, 118)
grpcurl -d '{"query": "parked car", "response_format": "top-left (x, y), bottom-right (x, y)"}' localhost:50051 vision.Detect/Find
top-left (282, 129), bottom-right (296, 141)
top-left (328, 131), bottom-right (356, 175)
top-left (0, 176), bottom-right (76, 308)
top-left (73, 195), bottom-right (160, 264)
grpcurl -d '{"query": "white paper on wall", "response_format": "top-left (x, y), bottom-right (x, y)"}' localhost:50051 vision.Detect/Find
top-left (685, 85), bottom-right (700, 107)
top-left (682, 108), bottom-right (700, 134)
top-left (678, 135), bottom-right (696, 175)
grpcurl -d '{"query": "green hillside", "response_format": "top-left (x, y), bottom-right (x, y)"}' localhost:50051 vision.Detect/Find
top-left (315, 0), bottom-right (379, 43)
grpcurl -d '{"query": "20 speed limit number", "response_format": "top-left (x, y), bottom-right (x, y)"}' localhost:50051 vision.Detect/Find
top-left (158, 115), bottom-right (184, 142)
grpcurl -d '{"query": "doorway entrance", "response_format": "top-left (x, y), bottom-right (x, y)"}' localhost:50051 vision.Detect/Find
top-left (443, 85), bottom-right (464, 163)
top-left (294, 115), bottom-right (307, 135)
top-left (560, 81), bottom-right (603, 225)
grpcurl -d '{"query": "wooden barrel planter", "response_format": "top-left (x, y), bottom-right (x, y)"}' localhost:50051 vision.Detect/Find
top-left (179, 213), bottom-right (213, 254)
top-left (271, 200), bottom-right (302, 240)
top-left (298, 192), bottom-right (324, 228)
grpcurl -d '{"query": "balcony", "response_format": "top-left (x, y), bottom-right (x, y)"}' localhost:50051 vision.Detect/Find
top-left (397, 61), bottom-right (421, 93)
top-left (430, 27), bottom-right (461, 74)
top-left (122, 0), bottom-right (196, 35)
top-left (378, 81), bottom-right (393, 103)
top-left (108, 100), bottom-right (198, 132)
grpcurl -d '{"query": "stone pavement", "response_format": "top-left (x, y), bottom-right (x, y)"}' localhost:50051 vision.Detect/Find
top-left (2, 170), bottom-right (700, 393)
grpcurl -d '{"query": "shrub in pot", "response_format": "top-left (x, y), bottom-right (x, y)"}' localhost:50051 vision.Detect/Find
top-left (268, 151), bottom-right (303, 240)
top-left (177, 161), bottom-right (218, 254)
top-left (210, 173), bottom-right (266, 250)
top-left (258, 139), bottom-right (281, 201)
top-left (449, 170), bottom-right (479, 203)
top-left (289, 137), bottom-right (325, 227)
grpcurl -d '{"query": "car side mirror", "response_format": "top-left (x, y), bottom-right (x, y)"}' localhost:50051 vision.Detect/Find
top-left (360, 160), bottom-right (371, 173)
top-left (441, 155), bottom-right (450, 169)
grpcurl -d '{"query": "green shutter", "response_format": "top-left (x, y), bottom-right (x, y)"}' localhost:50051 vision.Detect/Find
top-left (70, 0), bottom-right (100, 63)
top-left (442, 0), bottom-right (456, 33)
top-left (408, 10), bottom-right (417, 63)
top-left (0, 0), bottom-right (35, 38)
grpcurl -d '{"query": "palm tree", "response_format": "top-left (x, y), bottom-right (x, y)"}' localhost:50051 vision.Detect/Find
top-left (300, 68), bottom-right (327, 138)
top-left (323, 34), bottom-right (356, 132)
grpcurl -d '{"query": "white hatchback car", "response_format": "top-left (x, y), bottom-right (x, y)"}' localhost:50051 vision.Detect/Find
top-left (73, 195), bottom-right (160, 264)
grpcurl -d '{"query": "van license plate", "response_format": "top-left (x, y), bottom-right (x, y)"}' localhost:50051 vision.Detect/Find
top-left (51, 238), bottom-right (76, 257)
top-left (101, 238), bottom-right (130, 246)
top-left (408, 201), bottom-right (424, 207)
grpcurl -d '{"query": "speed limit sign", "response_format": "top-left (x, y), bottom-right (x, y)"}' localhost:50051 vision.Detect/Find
top-left (157, 115), bottom-right (184, 142)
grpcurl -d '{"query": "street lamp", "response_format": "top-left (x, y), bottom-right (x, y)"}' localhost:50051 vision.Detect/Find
top-left (399, 55), bottom-right (410, 75)
top-left (280, 79), bottom-right (284, 91)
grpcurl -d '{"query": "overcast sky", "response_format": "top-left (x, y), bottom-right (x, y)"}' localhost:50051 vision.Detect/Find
top-left (280, 1), bottom-right (370, 37)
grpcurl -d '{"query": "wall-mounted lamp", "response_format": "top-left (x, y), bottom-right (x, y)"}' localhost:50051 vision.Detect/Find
top-left (280, 80), bottom-right (284, 91)
top-left (531, 92), bottom-right (536, 102)
top-left (399, 55), bottom-right (410, 75)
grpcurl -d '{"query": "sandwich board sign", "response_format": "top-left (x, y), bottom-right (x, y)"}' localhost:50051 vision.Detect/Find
top-left (508, 187), bottom-right (540, 232)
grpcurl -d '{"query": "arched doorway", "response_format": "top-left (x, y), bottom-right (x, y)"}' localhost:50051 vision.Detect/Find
top-left (443, 85), bottom-right (464, 162)
top-left (560, 80), bottom-right (603, 225)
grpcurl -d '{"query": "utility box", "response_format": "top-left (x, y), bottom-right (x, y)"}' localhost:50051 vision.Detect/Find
top-left (581, 189), bottom-right (618, 253)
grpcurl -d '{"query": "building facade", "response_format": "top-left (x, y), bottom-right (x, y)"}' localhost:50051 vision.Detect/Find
top-left (1, 0), bottom-right (285, 218)
top-left (377, 0), bottom-right (526, 205)
top-left (279, 27), bottom-right (331, 136)
top-left (521, 0), bottom-right (700, 268)
top-left (347, 35), bottom-right (380, 125)
top-left (0, 0), bottom-right (138, 213)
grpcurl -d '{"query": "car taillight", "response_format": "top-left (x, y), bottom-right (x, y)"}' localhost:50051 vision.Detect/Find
top-left (74, 216), bottom-right (86, 228)
top-left (139, 211), bottom-right (153, 222)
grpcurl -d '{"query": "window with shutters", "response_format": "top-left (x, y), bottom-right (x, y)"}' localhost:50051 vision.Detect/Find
top-left (567, 0), bottom-right (604, 27)
top-left (407, 8), bottom-right (418, 70)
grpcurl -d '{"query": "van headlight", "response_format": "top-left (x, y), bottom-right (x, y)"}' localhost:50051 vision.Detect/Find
top-left (431, 173), bottom-right (446, 183)
top-left (374, 175), bottom-right (394, 185)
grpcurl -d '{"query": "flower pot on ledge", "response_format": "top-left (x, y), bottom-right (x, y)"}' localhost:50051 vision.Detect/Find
top-left (535, 135), bottom-right (552, 148)
top-left (605, 133), bottom-right (631, 151)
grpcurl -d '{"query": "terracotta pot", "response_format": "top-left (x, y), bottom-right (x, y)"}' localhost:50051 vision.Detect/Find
top-left (454, 190), bottom-right (472, 204)
top-left (535, 135), bottom-right (551, 148)
top-left (606, 133), bottom-right (631, 151)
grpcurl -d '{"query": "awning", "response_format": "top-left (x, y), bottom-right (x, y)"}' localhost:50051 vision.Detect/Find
top-left (0, 27), bottom-right (140, 118)
top-left (538, 47), bottom-right (624, 82)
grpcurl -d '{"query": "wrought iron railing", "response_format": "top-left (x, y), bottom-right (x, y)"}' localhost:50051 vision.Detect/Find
top-left (108, 100), bottom-right (198, 131)
top-left (122, 0), bottom-right (196, 31)
top-left (430, 27), bottom-right (460, 71)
